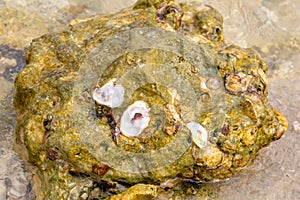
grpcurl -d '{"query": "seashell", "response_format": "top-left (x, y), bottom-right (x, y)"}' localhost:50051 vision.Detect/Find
top-left (92, 80), bottom-right (124, 108)
top-left (120, 101), bottom-right (150, 137)
top-left (186, 122), bottom-right (208, 148)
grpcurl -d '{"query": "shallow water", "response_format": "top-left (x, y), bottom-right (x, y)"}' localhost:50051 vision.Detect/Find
top-left (0, 0), bottom-right (299, 199)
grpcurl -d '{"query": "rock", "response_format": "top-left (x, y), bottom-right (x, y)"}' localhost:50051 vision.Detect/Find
top-left (13, 0), bottom-right (288, 198)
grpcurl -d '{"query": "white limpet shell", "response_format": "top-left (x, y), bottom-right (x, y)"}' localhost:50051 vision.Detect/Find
top-left (92, 79), bottom-right (124, 108)
top-left (120, 101), bottom-right (150, 137)
top-left (186, 121), bottom-right (208, 148)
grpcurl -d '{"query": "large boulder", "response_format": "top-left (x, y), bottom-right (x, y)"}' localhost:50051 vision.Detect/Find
top-left (14, 0), bottom-right (288, 199)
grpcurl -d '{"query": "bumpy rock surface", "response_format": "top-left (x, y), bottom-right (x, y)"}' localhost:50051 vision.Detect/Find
top-left (14, 0), bottom-right (288, 199)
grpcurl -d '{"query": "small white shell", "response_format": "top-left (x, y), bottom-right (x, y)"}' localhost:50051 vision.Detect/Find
top-left (92, 80), bottom-right (124, 108)
top-left (186, 122), bottom-right (208, 148)
top-left (120, 101), bottom-right (150, 137)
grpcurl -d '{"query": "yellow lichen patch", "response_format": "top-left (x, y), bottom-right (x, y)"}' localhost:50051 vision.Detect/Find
top-left (193, 145), bottom-right (223, 169)
top-left (106, 184), bottom-right (157, 200)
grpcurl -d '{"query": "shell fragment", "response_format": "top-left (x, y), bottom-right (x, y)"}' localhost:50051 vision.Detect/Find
top-left (187, 122), bottom-right (208, 148)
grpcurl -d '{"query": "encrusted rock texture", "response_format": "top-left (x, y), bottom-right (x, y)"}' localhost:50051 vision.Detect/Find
top-left (10, 0), bottom-right (294, 199)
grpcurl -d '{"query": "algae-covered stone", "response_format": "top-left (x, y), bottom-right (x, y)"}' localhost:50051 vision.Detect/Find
top-left (14, 0), bottom-right (288, 199)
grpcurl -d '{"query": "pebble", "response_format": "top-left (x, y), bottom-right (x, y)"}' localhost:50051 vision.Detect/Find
top-left (0, 77), bottom-right (13, 100)
top-left (0, 57), bottom-right (17, 73)
top-left (292, 121), bottom-right (300, 133)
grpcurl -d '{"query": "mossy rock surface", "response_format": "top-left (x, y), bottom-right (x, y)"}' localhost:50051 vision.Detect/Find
top-left (14, 0), bottom-right (288, 199)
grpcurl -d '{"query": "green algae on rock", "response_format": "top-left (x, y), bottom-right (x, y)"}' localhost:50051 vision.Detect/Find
top-left (14, 0), bottom-right (288, 199)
